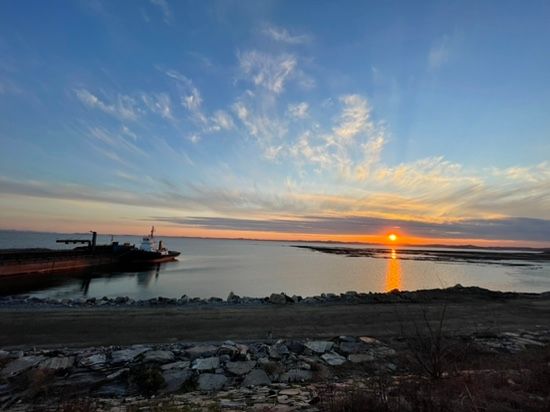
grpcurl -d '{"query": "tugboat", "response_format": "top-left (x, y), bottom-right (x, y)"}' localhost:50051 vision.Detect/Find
top-left (124, 226), bottom-right (181, 263)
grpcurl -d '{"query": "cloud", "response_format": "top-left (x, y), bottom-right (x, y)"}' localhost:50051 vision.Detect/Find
top-left (288, 102), bottom-right (309, 119)
top-left (332, 95), bottom-right (374, 141)
top-left (428, 36), bottom-right (451, 70)
top-left (165, 69), bottom-right (207, 124)
top-left (261, 24), bottom-right (312, 44)
top-left (141, 92), bottom-right (173, 120)
top-left (74, 88), bottom-right (140, 121)
top-left (88, 126), bottom-right (147, 158)
top-left (238, 51), bottom-right (297, 94)
top-left (232, 97), bottom-right (288, 150)
top-left (209, 110), bottom-right (234, 131)
top-left (149, 0), bottom-right (173, 24)
top-left (152, 215), bottom-right (550, 242)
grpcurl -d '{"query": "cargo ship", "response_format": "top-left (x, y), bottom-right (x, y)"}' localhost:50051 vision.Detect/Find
top-left (0, 227), bottom-right (180, 277)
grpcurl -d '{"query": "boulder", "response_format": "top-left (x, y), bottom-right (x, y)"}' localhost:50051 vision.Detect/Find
top-left (79, 353), bottom-right (107, 370)
top-left (38, 356), bottom-right (75, 370)
top-left (185, 345), bottom-right (218, 359)
top-left (198, 373), bottom-right (227, 391)
top-left (348, 353), bottom-right (375, 363)
top-left (111, 347), bottom-right (149, 364)
top-left (142, 350), bottom-right (175, 363)
top-left (269, 293), bottom-right (288, 304)
top-left (161, 368), bottom-right (193, 393)
top-left (192, 356), bottom-right (220, 371)
top-left (242, 369), bottom-right (271, 387)
top-left (286, 341), bottom-right (305, 354)
top-left (321, 352), bottom-right (347, 366)
top-left (305, 341), bottom-right (333, 353)
top-left (225, 360), bottom-right (256, 376)
top-left (269, 344), bottom-right (289, 359)
top-left (338, 342), bottom-right (363, 354)
top-left (227, 291), bottom-right (240, 303)
top-left (1, 356), bottom-right (45, 378)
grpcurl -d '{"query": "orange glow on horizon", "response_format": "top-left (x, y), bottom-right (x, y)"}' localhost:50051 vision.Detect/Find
top-left (2, 220), bottom-right (550, 248)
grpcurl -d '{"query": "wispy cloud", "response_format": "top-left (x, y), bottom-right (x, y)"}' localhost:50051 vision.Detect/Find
top-left (332, 95), bottom-right (374, 141)
top-left (261, 24), bottom-right (312, 44)
top-left (238, 50), bottom-right (297, 94)
top-left (288, 102), bottom-right (309, 119)
top-left (74, 88), bottom-right (140, 121)
top-left (149, 0), bottom-right (173, 24)
top-left (141, 92), bottom-right (174, 120)
top-left (428, 35), bottom-right (451, 70)
top-left (209, 110), bottom-right (234, 131)
top-left (88, 126), bottom-right (147, 157)
top-left (165, 69), bottom-right (207, 123)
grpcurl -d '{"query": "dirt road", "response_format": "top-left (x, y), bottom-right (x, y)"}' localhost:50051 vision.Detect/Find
top-left (1, 297), bottom-right (549, 348)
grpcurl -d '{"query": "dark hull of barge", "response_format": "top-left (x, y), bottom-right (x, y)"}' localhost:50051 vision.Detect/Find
top-left (0, 245), bottom-right (180, 277)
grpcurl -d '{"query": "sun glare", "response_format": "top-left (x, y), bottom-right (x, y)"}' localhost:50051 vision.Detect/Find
top-left (388, 233), bottom-right (398, 242)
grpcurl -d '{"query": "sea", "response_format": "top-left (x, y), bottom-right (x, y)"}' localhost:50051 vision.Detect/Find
top-left (1, 231), bottom-right (549, 300)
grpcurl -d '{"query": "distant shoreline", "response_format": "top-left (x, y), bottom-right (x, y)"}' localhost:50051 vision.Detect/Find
top-left (1, 229), bottom-right (549, 251)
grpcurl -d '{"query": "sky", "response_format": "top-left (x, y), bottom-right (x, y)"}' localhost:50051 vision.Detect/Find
top-left (0, 0), bottom-right (549, 247)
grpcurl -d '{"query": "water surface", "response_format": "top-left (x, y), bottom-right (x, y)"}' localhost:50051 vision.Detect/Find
top-left (1, 231), bottom-right (549, 299)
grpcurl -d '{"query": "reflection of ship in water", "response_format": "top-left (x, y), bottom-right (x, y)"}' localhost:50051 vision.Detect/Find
top-left (385, 249), bottom-right (402, 292)
top-left (0, 262), bottom-right (165, 298)
top-left (136, 264), bottom-right (161, 287)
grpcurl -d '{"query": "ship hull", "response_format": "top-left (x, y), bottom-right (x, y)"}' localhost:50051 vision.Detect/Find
top-left (0, 247), bottom-right (180, 277)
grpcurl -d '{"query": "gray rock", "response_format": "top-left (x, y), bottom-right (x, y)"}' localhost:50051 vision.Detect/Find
top-left (269, 344), bottom-right (289, 359)
top-left (161, 368), bottom-right (193, 393)
top-left (1, 356), bottom-right (45, 378)
top-left (280, 368), bottom-right (312, 383)
top-left (286, 341), bottom-right (305, 354)
top-left (192, 356), bottom-right (220, 371)
top-left (111, 347), bottom-right (149, 364)
top-left (348, 353), bottom-right (375, 363)
top-left (185, 345), bottom-right (218, 359)
top-left (321, 352), bottom-right (347, 366)
top-left (142, 350), bottom-right (175, 363)
top-left (338, 342), bottom-right (363, 354)
top-left (161, 360), bottom-right (190, 370)
top-left (38, 356), bottom-right (74, 370)
top-left (227, 291), bottom-right (240, 303)
top-left (242, 369), bottom-right (271, 387)
top-left (225, 360), bottom-right (256, 375)
top-left (79, 353), bottom-right (107, 369)
top-left (372, 346), bottom-right (397, 357)
top-left (305, 341), bottom-right (333, 353)
top-left (198, 373), bottom-right (227, 391)
top-left (106, 368), bottom-right (128, 380)
top-left (269, 293), bottom-right (288, 304)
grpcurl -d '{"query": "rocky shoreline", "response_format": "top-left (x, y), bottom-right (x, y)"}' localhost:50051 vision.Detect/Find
top-left (1, 285), bottom-right (547, 310)
top-left (1, 328), bottom-right (549, 411)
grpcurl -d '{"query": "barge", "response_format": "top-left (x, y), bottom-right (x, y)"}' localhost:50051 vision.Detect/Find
top-left (0, 228), bottom-right (180, 277)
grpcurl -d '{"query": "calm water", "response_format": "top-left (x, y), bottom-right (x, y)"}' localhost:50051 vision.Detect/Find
top-left (1, 231), bottom-right (549, 299)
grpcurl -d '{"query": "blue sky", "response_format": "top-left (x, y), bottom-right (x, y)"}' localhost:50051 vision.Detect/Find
top-left (0, 0), bottom-right (549, 245)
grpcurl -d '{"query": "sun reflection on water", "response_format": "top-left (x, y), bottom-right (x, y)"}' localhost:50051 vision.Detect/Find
top-left (385, 248), bottom-right (402, 291)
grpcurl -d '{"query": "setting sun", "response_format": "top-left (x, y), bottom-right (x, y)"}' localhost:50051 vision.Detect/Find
top-left (388, 234), bottom-right (398, 242)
